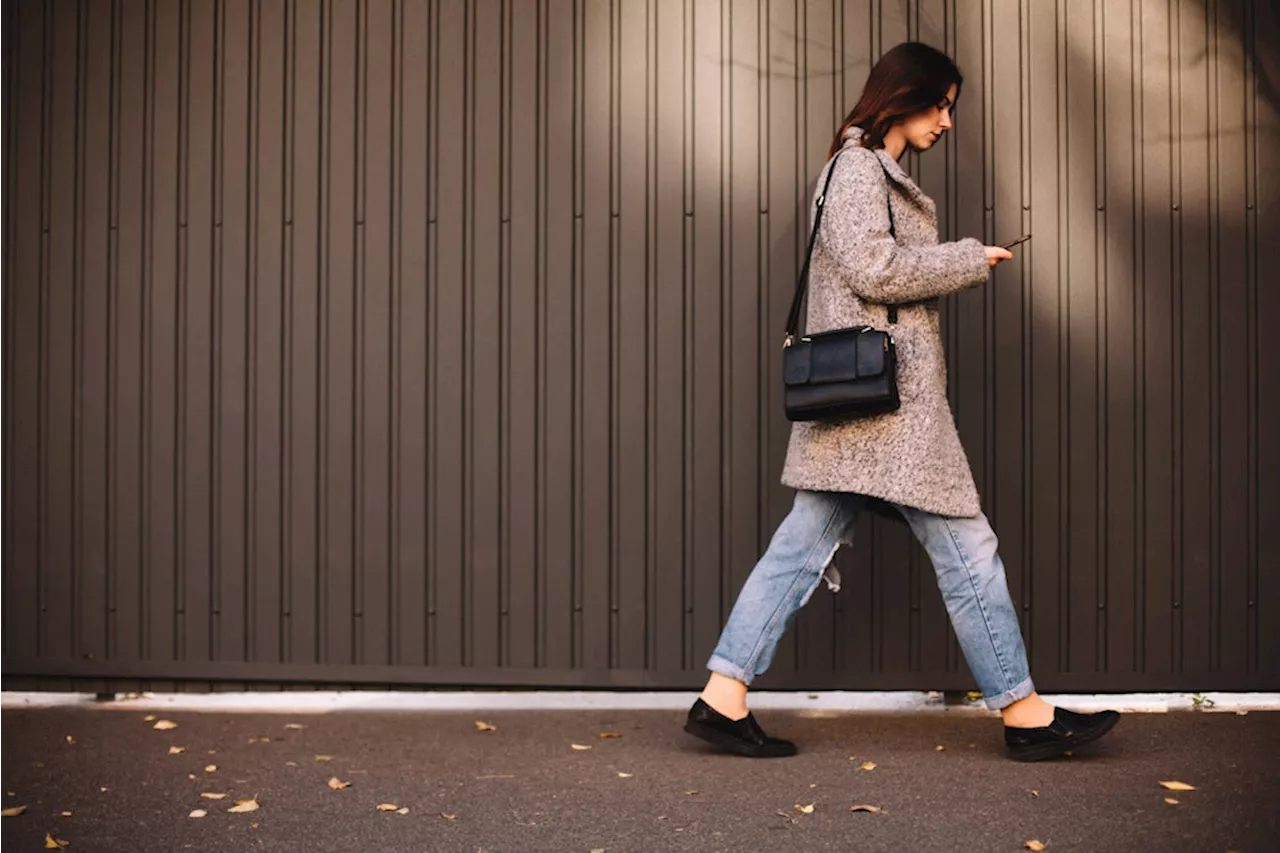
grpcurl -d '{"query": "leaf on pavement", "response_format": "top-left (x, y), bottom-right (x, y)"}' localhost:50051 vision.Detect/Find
top-left (850, 804), bottom-right (883, 813)
top-left (617, 773), bottom-right (633, 778)
top-left (200, 793), bottom-right (227, 800)
top-left (395, 807), bottom-right (409, 815)
top-left (794, 803), bottom-right (815, 814)
top-left (44, 832), bottom-right (70, 848)
top-left (327, 778), bottom-right (351, 790)
top-left (314, 754), bottom-right (333, 762)
top-left (571, 744), bottom-right (592, 751)
top-left (1159, 781), bottom-right (1196, 791)
top-left (1, 805), bottom-right (26, 817)
top-left (598, 732), bottom-right (622, 739)
top-left (377, 804), bottom-right (399, 812)
top-left (188, 810), bottom-right (207, 819)
top-left (65, 736), bottom-right (75, 745)
top-left (684, 791), bottom-right (698, 797)
top-left (860, 761), bottom-right (877, 771)
top-left (228, 798), bottom-right (260, 814)
top-left (59, 812), bottom-right (71, 817)
top-left (248, 737), bottom-right (272, 744)
top-left (142, 715), bottom-right (157, 722)
top-left (204, 765), bottom-right (217, 773)
top-left (1164, 798), bottom-right (1179, 805)
top-left (1025, 842), bottom-right (1046, 851)
top-left (152, 720), bottom-right (177, 731)
top-left (1030, 790), bottom-right (1040, 797)
top-left (474, 721), bottom-right (497, 732)
top-left (284, 723), bottom-right (305, 730)
top-left (439, 812), bottom-right (457, 820)
top-left (935, 745), bottom-right (945, 751)
top-left (167, 746), bottom-right (185, 755)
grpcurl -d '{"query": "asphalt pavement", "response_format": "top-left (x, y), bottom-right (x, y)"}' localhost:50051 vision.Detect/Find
top-left (2, 701), bottom-right (1277, 852)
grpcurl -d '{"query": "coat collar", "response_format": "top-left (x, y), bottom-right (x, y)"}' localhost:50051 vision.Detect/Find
top-left (839, 126), bottom-right (930, 206)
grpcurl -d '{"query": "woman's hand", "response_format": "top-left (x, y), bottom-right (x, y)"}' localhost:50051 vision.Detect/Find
top-left (984, 246), bottom-right (1014, 268)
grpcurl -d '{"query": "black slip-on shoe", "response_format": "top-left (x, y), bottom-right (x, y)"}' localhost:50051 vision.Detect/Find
top-left (683, 698), bottom-right (798, 758)
top-left (1005, 706), bottom-right (1121, 762)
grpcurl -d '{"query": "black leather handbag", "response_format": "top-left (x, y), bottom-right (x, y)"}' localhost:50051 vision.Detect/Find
top-left (783, 152), bottom-right (901, 423)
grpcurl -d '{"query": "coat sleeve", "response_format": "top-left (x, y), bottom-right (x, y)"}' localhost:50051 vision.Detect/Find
top-left (816, 149), bottom-right (990, 304)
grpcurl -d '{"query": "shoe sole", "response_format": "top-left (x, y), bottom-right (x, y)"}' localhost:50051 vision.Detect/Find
top-left (1006, 714), bottom-right (1121, 762)
top-left (683, 721), bottom-right (797, 758)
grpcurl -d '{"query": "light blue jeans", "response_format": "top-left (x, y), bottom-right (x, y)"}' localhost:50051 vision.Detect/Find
top-left (707, 490), bottom-right (1035, 710)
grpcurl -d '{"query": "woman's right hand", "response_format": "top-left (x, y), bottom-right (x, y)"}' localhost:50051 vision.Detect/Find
top-left (984, 246), bottom-right (1014, 268)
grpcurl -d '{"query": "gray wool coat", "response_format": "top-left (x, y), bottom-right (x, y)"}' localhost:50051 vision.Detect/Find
top-left (780, 126), bottom-right (991, 518)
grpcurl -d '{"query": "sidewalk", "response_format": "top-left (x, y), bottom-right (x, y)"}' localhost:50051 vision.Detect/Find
top-left (3, 698), bottom-right (1277, 852)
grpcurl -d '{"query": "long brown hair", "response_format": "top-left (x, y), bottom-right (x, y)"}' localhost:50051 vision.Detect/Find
top-left (828, 42), bottom-right (964, 157)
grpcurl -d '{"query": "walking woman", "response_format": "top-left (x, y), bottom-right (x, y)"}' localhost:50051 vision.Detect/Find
top-left (683, 42), bottom-right (1120, 762)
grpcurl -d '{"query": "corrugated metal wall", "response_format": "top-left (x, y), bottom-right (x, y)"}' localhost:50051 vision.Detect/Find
top-left (4, 0), bottom-right (1278, 693)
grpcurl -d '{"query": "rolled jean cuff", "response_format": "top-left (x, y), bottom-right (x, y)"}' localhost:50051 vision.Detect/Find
top-left (982, 675), bottom-right (1036, 711)
top-left (706, 653), bottom-right (755, 687)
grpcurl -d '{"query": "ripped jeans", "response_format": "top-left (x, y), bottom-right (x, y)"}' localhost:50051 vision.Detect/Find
top-left (705, 490), bottom-right (1035, 711)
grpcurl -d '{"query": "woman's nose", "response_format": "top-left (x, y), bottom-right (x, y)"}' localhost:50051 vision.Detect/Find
top-left (939, 112), bottom-right (953, 130)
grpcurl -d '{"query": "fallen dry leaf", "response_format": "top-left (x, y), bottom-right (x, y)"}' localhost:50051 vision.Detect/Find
top-left (795, 803), bottom-right (815, 814)
top-left (685, 791), bottom-right (698, 796)
top-left (475, 774), bottom-right (514, 780)
top-left (228, 798), bottom-right (260, 814)
top-left (327, 778), bottom-right (351, 790)
top-left (142, 715), bottom-right (157, 722)
top-left (207, 750), bottom-right (217, 755)
top-left (153, 720), bottom-right (177, 731)
top-left (395, 807), bottom-right (409, 815)
top-left (474, 721), bottom-right (497, 732)
top-left (44, 832), bottom-right (69, 848)
top-left (248, 737), bottom-right (271, 744)
top-left (285, 762), bottom-right (298, 767)
top-left (1159, 781), bottom-right (1196, 791)
top-left (1030, 790), bottom-right (1040, 797)
top-left (199, 793), bottom-right (227, 800)
top-left (598, 732), bottom-right (622, 739)
top-left (1236, 709), bottom-right (1248, 716)
top-left (188, 809), bottom-right (207, 819)
top-left (314, 754), bottom-right (333, 762)
top-left (1, 805), bottom-right (26, 817)
top-left (59, 812), bottom-right (71, 817)
top-left (571, 744), bottom-right (592, 751)
top-left (439, 812), bottom-right (457, 820)
top-left (167, 746), bottom-right (185, 755)
top-left (1165, 797), bottom-right (1179, 805)
top-left (187, 775), bottom-right (195, 781)
top-left (204, 765), bottom-right (217, 773)
top-left (1025, 842), bottom-right (1046, 852)
top-left (861, 761), bottom-right (877, 771)
top-left (850, 804), bottom-right (883, 813)
top-left (99, 787), bottom-right (108, 793)
top-left (935, 745), bottom-right (946, 751)
top-left (617, 773), bottom-right (633, 778)
top-left (65, 736), bottom-right (75, 745)
top-left (284, 723), bottom-right (305, 730)
top-left (377, 804), bottom-right (399, 812)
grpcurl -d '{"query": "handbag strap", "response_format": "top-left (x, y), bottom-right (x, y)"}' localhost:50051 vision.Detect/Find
top-left (784, 151), bottom-right (897, 346)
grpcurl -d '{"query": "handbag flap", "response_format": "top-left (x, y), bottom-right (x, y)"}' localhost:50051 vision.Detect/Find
top-left (784, 330), bottom-right (888, 386)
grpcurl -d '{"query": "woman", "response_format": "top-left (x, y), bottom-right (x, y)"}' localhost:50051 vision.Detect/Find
top-left (683, 42), bottom-right (1120, 762)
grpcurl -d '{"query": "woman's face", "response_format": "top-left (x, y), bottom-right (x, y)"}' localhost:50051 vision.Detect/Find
top-left (899, 83), bottom-right (958, 151)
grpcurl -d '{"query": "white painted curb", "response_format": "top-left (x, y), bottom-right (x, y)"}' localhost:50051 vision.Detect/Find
top-left (3, 690), bottom-right (1277, 714)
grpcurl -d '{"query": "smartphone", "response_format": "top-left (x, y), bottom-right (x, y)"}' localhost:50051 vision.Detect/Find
top-left (1000, 234), bottom-right (1032, 250)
